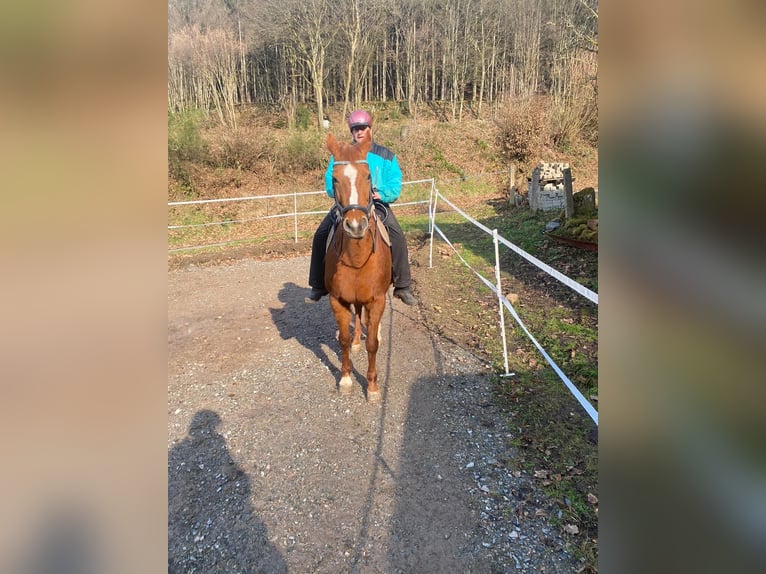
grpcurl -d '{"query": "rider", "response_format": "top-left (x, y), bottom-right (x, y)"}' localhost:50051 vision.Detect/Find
top-left (306, 109), bottom-right (417, 306)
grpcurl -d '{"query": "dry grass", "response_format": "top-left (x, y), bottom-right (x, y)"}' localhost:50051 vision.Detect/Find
top-left (168, 101), bottom-right (598, 216)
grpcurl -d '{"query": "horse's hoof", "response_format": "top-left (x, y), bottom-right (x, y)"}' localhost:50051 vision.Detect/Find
top-left (338, 375), bottom-right (354, 395)
top-left (367, 390), bottom-right (381, 403)
top-left (351, 343), bottom-right (363, 353)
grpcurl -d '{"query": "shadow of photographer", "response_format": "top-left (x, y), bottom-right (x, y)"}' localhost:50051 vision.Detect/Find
top-left (168, 410), bottom-right (286, 573)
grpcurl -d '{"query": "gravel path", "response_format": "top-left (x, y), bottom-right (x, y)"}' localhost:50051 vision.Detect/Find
top-left (168, 255), bottom-right (581, 573)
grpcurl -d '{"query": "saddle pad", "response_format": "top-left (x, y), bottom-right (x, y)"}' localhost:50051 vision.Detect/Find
top-left (376, 217), bottom-right (391, 247)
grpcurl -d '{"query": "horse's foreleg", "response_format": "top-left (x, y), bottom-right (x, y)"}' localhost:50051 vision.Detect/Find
top-left (364, 301), bottom-right (386, 402)
top-left (330, 298), bottom-right (354, 394)
top-left (351, 304), bottom-right (363, 352)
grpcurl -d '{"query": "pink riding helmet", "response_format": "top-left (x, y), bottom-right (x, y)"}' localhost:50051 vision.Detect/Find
top-left (348, 109), bottom-right (372, 131)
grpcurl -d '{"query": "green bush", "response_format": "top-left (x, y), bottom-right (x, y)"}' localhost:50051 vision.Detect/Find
top-left (276, 132), bottom-right (325, 173)
top-left (168, 110), bottom-right (208, 163)
top-left (295, 106), bottom-right (311, 130)
top-left (168, 110), bottom-right (209, 196)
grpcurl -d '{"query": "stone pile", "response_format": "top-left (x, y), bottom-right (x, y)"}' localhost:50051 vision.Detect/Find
top-left (528, 162), bottom-right (570, 212)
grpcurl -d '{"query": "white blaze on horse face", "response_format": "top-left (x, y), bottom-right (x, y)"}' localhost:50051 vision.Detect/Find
top-left (343, 163), bottom-right (359, 205)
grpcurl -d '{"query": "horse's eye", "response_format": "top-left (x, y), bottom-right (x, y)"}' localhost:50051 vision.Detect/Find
top-left (332, 177), bottom-right (338, 185)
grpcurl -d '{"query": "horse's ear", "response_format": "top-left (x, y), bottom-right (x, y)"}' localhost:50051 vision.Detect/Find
top-left (327, 133), bottom-right (339, 156)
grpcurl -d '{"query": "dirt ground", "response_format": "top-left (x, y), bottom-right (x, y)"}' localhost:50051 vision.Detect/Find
top-left (168, 238), bottom-right (587, 573)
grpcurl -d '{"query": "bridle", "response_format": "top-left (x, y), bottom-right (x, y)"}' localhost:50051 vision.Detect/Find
top-left (331, 158), bottom-right (380, 253)
top-left (332, 159), bottom-right (374, 219)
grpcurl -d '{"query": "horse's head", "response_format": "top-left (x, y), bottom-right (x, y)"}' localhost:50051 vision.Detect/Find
top-left (327, 133), bottom-right (373, 239)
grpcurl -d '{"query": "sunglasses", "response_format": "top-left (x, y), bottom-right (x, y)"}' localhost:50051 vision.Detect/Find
top-left (351, 125), bottom-right (369, 133)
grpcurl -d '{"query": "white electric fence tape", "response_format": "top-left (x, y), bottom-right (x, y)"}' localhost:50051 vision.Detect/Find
top-left (431, 187), bottom-right (598, 425)
top-left (434, 192), bottom-right (598, 304)
top-left (432, 221), bottom-right (598, 425)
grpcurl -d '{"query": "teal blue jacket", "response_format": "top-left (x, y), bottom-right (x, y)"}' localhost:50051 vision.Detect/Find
top-left (324, 141), bottom-right (403, 204)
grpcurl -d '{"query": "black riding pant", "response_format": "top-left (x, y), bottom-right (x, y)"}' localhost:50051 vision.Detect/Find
top-left (308, 204), bottom-right (411, 291)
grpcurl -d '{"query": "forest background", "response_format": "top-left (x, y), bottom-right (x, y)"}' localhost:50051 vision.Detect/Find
top-left (168, 0), bottom-right (597, 145)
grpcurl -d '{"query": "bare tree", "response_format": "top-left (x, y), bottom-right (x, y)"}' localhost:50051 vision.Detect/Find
top-left (261, 0), bottom-right (336, 128)
top-left (333, 0), bottom-right (387, 115)
top-left (337, 0), bottom-right (363, 117)
top-left (513, 0), bottom-right (543, 98)
top-left (567, 0), bottom-right (598, 53)
top-left (546, 0), bottom-right (598, 144)
top-left (167, 0), bottom-right (599, 144)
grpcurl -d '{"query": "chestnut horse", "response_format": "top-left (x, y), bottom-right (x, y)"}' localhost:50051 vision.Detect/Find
top-left (324, 133), bottom-right (392, 401)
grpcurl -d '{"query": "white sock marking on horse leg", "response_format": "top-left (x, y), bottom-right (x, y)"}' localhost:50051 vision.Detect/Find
top-left (339, 374), bottom-right (353, 389)
top-left (343, 164), bottom-right (359, 205)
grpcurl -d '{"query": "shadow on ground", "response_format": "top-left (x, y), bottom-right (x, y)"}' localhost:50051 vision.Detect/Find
top-left (168, 410), bottom-right (287, 573)
top-left (270, 282), bottom-right (340, 373)
top-left (270, 281), bottom-right (379, 395)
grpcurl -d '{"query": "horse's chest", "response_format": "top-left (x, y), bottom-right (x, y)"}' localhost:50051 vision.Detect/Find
top-left (334, 272), bottom-right (372, 299)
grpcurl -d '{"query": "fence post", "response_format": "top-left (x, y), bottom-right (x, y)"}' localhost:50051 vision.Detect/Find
top-left (428, 180), bottom-right (437, 269)
top-left (563, 167), bottom-right (574, 220)
top-left (293, 190), bottom-right (299, 242)
top-left (493, 229), bottom-right (510, 375)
